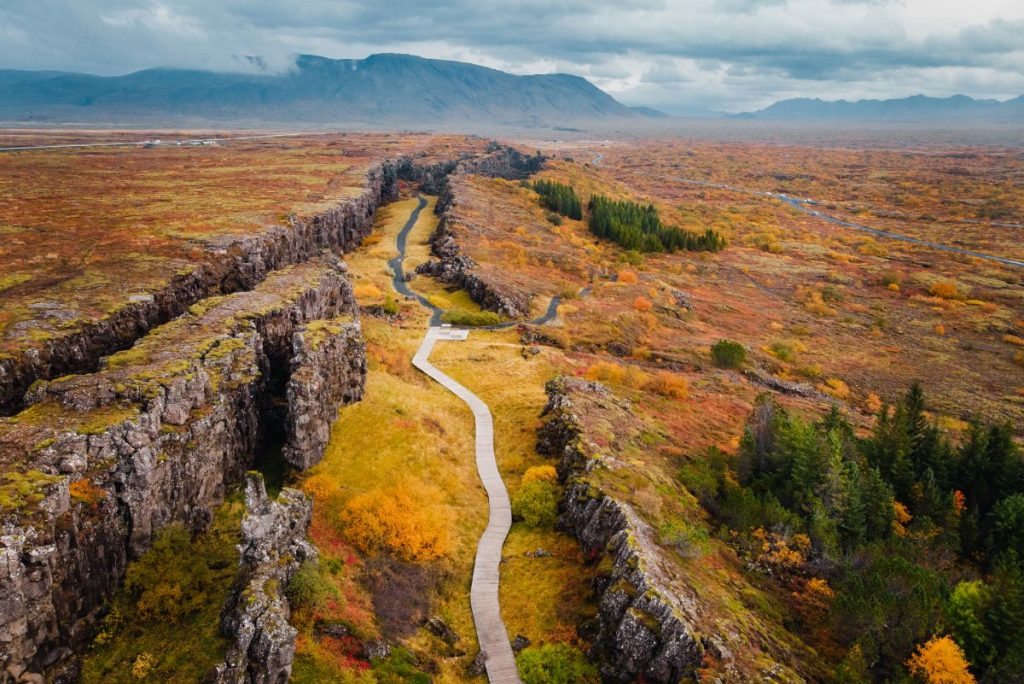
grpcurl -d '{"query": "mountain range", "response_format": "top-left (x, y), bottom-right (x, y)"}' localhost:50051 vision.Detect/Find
top-left (743, 94), bottom-right (1024, 122)
top-left (2, 54), bottom-right (1021, 127)
top-left (0, 53), bottom-right (643, 127)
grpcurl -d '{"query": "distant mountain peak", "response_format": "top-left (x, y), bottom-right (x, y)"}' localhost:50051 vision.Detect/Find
top-left (0, 53), bottom-right (638, 127)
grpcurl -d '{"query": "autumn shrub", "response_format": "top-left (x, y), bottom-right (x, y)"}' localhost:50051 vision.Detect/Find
top-left (929, 281), bottom-right (961, 300)
top-left (288, 560), bottom-right (338, 612)
top-left (584, 360), bottom-right (627, 384)
top-left (821, 378), bottom-right (851, 400)
top-left (516, 643), bottom-right (599, 684)
top-left (545, 212), bottom-right (563, 226)
top-left (353, 284), bottom-right (383, 300)
top-left (617, 269), bottom-right (638, 284)
top-left (123, 524), bottom-right (221, 623)
top-left (905, 636), bottom-right (976, 684)
top-left (512, 480), bottom-right (559, 528)
top-left (644, 371), bottom-right (689, 399)
top-left (632, 296), bottom-right (653, 312)
top-left (522, 465), bottom-right (557, 485)
top-left (381, 294), bottom-right (400, 316)
top-left (711, 339), bottom-right (746, 369)
top-left (341, 482), bottom-right (452, 562)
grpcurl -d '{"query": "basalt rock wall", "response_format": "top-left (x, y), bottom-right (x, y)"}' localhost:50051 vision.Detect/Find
top-left (0, 261), bottom-right (365, 683)
top-left (537, 377), bottom-right (705, 683)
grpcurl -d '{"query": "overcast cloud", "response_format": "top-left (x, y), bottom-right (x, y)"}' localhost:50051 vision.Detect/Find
top-left (1, 0), bottom-right (1022, 112)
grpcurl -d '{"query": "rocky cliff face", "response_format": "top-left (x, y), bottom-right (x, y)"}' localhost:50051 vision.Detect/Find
top-left (538, 377), bottom-right (706, 683)
top-left (210, 473), bottom-right (316, 684)
top-left (283, 317), bottom-right (366, 470)
top-left (0, 160), bottom-right (399, 416)
top-left (0, 259), bottom-right (366, 682)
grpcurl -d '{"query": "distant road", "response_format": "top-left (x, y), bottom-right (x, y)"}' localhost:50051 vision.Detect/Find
top-left (659, 175), bottom-right (1024, 269)
top-left (0, 132), bottom-right (304, 153)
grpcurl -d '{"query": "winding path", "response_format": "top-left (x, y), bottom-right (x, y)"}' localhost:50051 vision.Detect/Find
top-left (392, 195), bottom-right (522, 683)
top-left (658, 174), bottom-right (1024, 269)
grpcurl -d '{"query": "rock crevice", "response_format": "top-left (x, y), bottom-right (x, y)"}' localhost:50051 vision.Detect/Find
top-left (0, 259), bottom-right (366, 682)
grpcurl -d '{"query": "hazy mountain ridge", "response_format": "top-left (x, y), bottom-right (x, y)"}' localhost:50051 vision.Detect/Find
top-left (0, 53), bottom-right (638, 126)
top-left (746, 93), bottom-right (1024, 121)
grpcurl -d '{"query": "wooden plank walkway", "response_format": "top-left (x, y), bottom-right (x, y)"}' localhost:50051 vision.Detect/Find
top-left (413, 326), bottom-right (522, 684)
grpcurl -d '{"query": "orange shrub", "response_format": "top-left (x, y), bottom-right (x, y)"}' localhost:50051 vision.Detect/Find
top-left (341, 481), bottom-right (452, 562)
top-left (905, 636), bottom-right (976, 684)
top-left (929, 281), bottom-right (960, 300)
top-left (1003, 334), bottom-right (1024, 346)
top-left (633, 296), bottom-right (653, 312)
top-left (617, 270), bottom-right (638, 284)
top-left (69, 478), bottom-right (107, 506)
top-left (865, 392), bottom-right (883, 414)
top-left (584, 361), bottom-right (627, 384)
top-left (644, 371), bottom-right (689, 400)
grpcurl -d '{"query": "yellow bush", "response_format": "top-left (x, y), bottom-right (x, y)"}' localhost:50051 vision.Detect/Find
top-left (905, 636), bottom-right (976, 684)
top-left (644, 371), bottom-right (689, 400)
top-left (1003, 334), bottom-right (1024, 346)
top-left (617, 270), bottom-right (638, 284)
top-left (584, 361), bottom-right (627, 384)
top-left (865, 392), bottom-right (883, 414)
top-left (302, 473), bottom-right (340, 501)
top-left (522, 465), bottom-right (557, 485)
top-left (820, 378), bottom-right (850, 400)
top-left (353, 284), bottom-right (383, 300)
top-left (341, 481), bottom-right (452, 562)
top-left (934, 324), bottom-right (946, 336)
top-left (929, 281), bottom-right (960, 300)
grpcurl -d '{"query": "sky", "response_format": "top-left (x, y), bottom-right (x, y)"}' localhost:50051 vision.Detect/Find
top-left (1, 0), bottom-right (1023, 113)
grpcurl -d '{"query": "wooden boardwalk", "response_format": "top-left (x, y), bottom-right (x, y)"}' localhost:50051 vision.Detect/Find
top-left (413, 326), bottom-right (522, 683)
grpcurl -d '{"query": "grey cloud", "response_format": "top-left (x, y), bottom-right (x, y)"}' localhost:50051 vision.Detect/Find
top-left (0, 0), bottom-right (1021, 112)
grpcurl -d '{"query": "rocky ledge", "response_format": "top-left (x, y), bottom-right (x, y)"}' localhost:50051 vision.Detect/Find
top-left (283, 316), bottom-right (366, 470)
top-left (0, 257), bottom-right (366, 682)
top-left (538, 377), bottom-right (812, 683)
top-left (0, 160), bottom-right (399, 416)
top-left (414, 173), bottom-right (533, 318)
top-left (538, 377), bottom-right (708, 683)
top-left (210, 473), bottom-right (315, 684)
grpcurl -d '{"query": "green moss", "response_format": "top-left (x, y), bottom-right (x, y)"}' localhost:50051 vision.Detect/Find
top-left (0, 469), bottom-right (62, 511)
top-left (76, 404), bottom-right (139, 435)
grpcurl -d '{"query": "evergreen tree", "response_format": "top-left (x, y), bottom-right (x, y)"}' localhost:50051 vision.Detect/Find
top-left (862, 467), bottom-right (895, 541)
